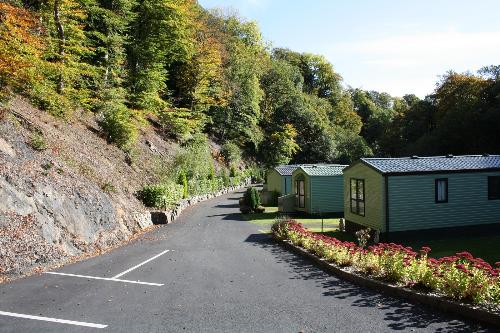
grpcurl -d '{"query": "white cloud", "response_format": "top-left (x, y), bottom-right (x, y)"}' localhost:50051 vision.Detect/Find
top-left (324, 30), bottom-right (500, 97)
top-left (349, 30), bottom-right (500, 67)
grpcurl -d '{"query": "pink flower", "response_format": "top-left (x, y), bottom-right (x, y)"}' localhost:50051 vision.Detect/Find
top-left (456, 251), bottom-right (474, 260)
top-left (420, 246), bottom-right (431, 253)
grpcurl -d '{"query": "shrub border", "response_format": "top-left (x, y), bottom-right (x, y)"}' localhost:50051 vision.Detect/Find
top-left (147, 179), bottom-right (253, 226)
top-left (274, 236), bottom-right (500, 328)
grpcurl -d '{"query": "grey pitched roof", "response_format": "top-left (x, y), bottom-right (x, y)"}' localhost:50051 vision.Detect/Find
top-left (274, 164), bottom-right (303, 176)
top-left (360, 155), bottom-right (500, 174)
top-left (298, 164), bottom-right (348, 176)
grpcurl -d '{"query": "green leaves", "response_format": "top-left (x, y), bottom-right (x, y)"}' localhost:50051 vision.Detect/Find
top-left (97, 88), bottom-right (137, 150)
top-left (127, 0), bottom-right (195, 113)
top-left (137, 183), bottom-right (183, 209)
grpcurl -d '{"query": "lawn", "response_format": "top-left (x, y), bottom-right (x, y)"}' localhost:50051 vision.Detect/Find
top-left (243, 206), bottom-right (339, 233)
top-left (396, 234), bottom-right (500, 264)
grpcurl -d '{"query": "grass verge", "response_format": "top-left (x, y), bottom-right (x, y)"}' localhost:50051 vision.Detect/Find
top-left (243, 206), bottom-right (339, 233)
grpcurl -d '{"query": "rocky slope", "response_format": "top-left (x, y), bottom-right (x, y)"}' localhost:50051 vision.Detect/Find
top-left (0, 96), bottom-right (212, 282)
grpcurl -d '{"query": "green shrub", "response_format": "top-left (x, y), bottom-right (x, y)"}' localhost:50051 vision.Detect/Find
top-left (230, 164), bottom-right (237, 177)
top-left (30, 82), bottom-right (73, 118)
top-left (242, 165), bottom-right (265, 183)
top-left (221, 142), bottom-right (242, 165)
top-left (173, 134), bottom-right (212, 180)
top-left (158, 108), bottom-right (204, 142)
top-left (188, 177), bottom-right (213, 196)
top-left (30, 132), bottom-right (48, 151)
top-left (250, 187), bottom-right (261, 209)
top-left (177, 170), bottom-right (189, 198)
top-left (101, 182), bottom-right (116, 193)
top-left (97, 94), bottom-right (137, 150)
top-left (137, 183), bottom-right (183, 209)
top-left (242, 187), bottom-right (261, 211)
top-left (222, 169), bottom-right (230, 187)
top-left (208, 163), bottom-right (216, 180)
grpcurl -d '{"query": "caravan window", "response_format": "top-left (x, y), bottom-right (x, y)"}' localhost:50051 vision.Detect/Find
top-left (435, 178), bottom-right (448, 203)
top-left (350, 178), bottom-right (365, 216)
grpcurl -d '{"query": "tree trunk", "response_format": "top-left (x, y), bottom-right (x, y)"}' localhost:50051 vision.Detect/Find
top-left (54, 0), bottom-right (65, 94)
top-left (104, 50), bottom-right (110, 87)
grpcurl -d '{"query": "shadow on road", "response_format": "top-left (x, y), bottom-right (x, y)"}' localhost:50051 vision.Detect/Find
top-left (244, 233), bottom-right (495, 333)
top-left (214, 203), bottom-right (240, 209)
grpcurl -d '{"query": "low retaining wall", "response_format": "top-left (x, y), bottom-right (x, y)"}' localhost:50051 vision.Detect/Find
top-left (275, 237), bottom-right (500, 328)
top-left (148, 178), bottom-right (252, 226)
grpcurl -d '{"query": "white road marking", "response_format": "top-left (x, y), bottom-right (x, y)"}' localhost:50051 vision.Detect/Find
top-left (0, 310), bottom-right (107, 328)
top-left (44, 272), bottom-right (163, 286)
top-left (112, 249), bottom-right (170, 279)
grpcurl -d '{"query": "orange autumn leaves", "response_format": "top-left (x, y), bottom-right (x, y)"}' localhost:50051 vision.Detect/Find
top-left (0, 3), bottom-right (44, 89)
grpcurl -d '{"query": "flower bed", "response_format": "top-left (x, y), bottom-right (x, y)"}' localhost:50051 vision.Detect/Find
top-left (272, 220), bottom-right (500, 306)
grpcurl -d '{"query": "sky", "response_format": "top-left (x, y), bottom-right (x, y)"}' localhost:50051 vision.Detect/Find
top-left (198, 0), bottom-right (500, 98)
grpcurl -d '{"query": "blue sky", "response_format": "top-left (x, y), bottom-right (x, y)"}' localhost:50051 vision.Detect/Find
top-left (198, 0), bottom-right (500, 97)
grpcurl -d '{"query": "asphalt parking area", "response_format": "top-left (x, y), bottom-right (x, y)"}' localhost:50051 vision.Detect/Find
top-left (0, 247), bottom-right (172, 330)
top-left (0, 190), bottom-right (496, 332)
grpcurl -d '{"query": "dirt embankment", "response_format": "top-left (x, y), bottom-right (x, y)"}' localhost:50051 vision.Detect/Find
top-left (0, 96), bottom-right (181, 282)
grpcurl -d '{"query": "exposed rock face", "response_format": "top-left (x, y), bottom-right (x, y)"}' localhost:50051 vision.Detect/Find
top-left (0, 97), bottom-right (249, 282)
top-left (0, 99), bottom-right (148, 280)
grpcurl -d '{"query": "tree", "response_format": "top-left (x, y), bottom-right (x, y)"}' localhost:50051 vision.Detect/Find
top-left (168, 6), bottom-right (226, 112)
top-left (0, 3), bottom-right (44, 91)
top-left (272, 48), bottom-right (343, 100)
top-left (328, 91), bottom-right (363, 134)
top-left (261, 124), bottom-right (300, 167)
top-left (86, 0), bottom-right (137, 148)
top-left (333, 129), bottom-right (373, 164)
top-left (206, 11), bottom-right (267, 149)
top-left (426, 71), bottom-right (497, 155)
top-left (127, 0), bottom-right (195, 113)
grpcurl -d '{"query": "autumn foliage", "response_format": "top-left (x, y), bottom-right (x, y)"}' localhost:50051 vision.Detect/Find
top-left (0, 3), bottom-right (44, 89)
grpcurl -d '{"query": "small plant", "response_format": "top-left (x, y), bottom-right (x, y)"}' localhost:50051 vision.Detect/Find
top-left (30, 132), bottom-right (48, 151)
top-left (240, 187), bottom-right (264, 213)
top-left (177, 170), bottom-right (188, 198)
top-left (125, 148), bottom-right (139, 166)
top-left (355, 227), bottom-right (371, 248)
top-left (249, 187), bottom-right (261, 210)
top-left (41, 161), bottom-right (53, 175)
top-left (222, 169), bottom-right (230, 187)
top-left (101, 182), bottom-right (116, 193)
top-left (338, 218), bottom-right (345, 232)
top-left (41, 162), bottom-right (53, 171)
top-left (229, 164), bottom-right (238, 177)
top-left (208, 163), bottom-right (216, 180)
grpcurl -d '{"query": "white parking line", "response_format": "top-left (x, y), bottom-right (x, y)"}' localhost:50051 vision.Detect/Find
top-left (44, 272), bottom-right (164, 286)
top-left (112, 249), bottom-right (170, 279)
top-left (0, 310), bottom-right (107, 328)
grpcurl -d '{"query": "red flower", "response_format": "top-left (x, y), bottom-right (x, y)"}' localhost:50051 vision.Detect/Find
top-left (420, 246), bottom-right (431, 253)
top-left (456, 251), bottom-right (474, 260)
top-left (428, 258), bottom-right (439, 265)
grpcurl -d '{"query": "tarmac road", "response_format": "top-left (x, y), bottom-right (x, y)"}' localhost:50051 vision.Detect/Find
top-left (0, 189), bottom-right (496, 332)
